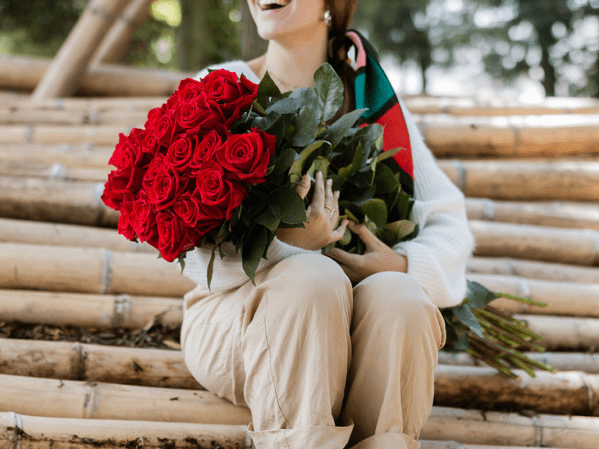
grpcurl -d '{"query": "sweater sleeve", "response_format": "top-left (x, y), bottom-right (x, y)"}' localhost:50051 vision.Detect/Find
top-left (392, 99), bottom-right (475, 309)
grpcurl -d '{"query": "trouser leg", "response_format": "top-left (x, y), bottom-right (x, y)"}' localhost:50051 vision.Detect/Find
top-left (182, 253), bottom-right (355, 449)
top-left (342, 272), bottom-right (446, 449)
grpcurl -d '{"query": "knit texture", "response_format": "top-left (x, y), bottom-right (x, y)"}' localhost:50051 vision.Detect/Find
top-left (182, 61), bottom-right (474, 308)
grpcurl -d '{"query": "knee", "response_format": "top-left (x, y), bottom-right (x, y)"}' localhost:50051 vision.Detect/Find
top-left (354, 272), bottom-right (436, 326)
top-left (265, 253), bottom-right (353, 316)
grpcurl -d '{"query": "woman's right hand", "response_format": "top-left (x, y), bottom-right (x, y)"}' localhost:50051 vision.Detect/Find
top-left (276, 171), bottom-right (348, 251)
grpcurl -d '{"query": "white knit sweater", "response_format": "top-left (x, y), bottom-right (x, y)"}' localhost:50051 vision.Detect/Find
top-left (182, 60), bottom-right (475, 309)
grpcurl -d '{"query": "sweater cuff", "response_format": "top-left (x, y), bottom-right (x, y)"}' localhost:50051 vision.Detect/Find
top-left (265, 237), bottom-right (321, 262)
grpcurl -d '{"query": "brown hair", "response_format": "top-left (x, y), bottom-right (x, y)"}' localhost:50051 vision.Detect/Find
top-left (325, 0), bottom-right (359, 121)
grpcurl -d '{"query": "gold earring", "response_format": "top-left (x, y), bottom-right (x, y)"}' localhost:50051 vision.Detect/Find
top-left (324, 10), bottom-right (332, 27)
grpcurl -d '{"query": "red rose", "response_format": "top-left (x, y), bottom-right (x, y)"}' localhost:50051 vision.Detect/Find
top-left (142, 154), bottom-right (166, 191)
top-left (102, 170), bottom-right (130, 211)
top-left (117, 195), bottom-right (137, 241)
top-left (130, 190), bottom-right (159, 248)
top-left (156, 210), bottom-right (197, 262)
top-left (155, 112), bottom-right (178, 148)
top-left (195, 202), bottom-right (226, 237)
top-left (141, 127), bottom-right (161, 156)
top-left (194, 162), bottom-right (247, 220)
top-left (165, 133), bottom-right (198, 173)
top-left (148, 168), bottom-right (185, 211)
top-left (173, 192), bottom-right (202, 227)
top-left (109, 130), bottom-right (144, 171)
top-left (178, 78), bottom-right (204, 103)
top-left (144, 106), bottom-right (165, 129)
top-left (175, 98), bottom-right (223, 134)
top-left (200, 69), bottom-right (258, 126)
top-left (190, 124), bottom-right (228, 174)
top-left (216, 128), bottom-right (276, 184)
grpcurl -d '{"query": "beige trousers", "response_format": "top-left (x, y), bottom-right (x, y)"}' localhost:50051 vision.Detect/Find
top-left (181, 254), bottom-right (446, 449)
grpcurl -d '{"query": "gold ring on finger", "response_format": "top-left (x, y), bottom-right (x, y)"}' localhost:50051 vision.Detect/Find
top-left (325, 206), bottom-right (336, 218)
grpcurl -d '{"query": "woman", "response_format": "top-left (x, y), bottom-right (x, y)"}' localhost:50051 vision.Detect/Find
top-left (181, 0), bottom-right (475, 448)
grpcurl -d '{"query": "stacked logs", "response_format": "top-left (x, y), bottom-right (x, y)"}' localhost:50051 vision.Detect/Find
top-left (1, 93), bottom-right (599, 449)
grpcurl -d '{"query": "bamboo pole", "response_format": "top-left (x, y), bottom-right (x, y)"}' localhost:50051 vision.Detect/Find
top-left (516, 314), bottom-right (599, 350)
top-left (404, 95), bottom-right (599, 116)
top-left (0, 161), bottom-right (109, 182)
top-left (0, 144), bottom-right (113, 168)
top-left (469, 273), bottom-right (599, 317)
top-left (0, 339), bottom-right (199, 389)
top-left (470, 220), bottom-right (599, 266)
top-left (439, 351), bottom-right (599, 374)
top-left (433, 365), bottom-right (599, 416)
top-left (0, 413), bottom-right (251, 449)
top-left (91, 0), bottom-right (154, 66)
top-left (0, 374), bottom-right (252, 424)
top-left (439, 160), bottom-right (599, 201)
top-left (0, 125), bottom-right (126, 146)
top-left (32, 0), bottom-right (133, 100)
top-left (0, 219), bottom-right (152, 252)
top-left (0, 55), bottom-right (191, 97)
top-left (465, 198), bottom-right (599, 231)
top-left (0, 176), bottom-right (119, 226)
top-left (422, 406), bottom-right (599, 448)
top-left (0, 290), bottom-right (183, 330)
top-left (0, 243), bottom-right (195, 296)
top-left (420, 114), bottom-right (599, 157)
top-left (468, 256), bottom-right (599, 284)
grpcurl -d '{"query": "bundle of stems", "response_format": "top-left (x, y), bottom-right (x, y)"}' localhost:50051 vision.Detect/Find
top-left (443, 283), bottom-right (555, 379)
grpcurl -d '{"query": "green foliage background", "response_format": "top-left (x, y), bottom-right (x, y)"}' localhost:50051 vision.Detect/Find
top-left (0, 0), bottom-right (597, 96)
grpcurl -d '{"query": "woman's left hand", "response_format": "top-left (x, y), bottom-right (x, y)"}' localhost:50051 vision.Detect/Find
top-left (326, 221), bottom-right (408, 284)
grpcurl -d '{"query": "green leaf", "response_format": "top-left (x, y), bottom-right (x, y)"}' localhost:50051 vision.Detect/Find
top-left (466, 281), bottom-right (500, 309)
top-left (313, 63), bottom-right (344, 122)
top-left (268, 147), bottom-right (298, 184)
top-left (374, 163), bottom-right (400, 194)
top-left (291, 106), bottom-right (319, 147)
top-left (289, 140), bottom-right (327, 182)
top-left (380, 220), bottom-right (416, 246)
top-left (207, 244), bottom-right (218, 290)
top-left (339, 226), bottom-right (352, 246)
top-left (177, 253), bottom-right (186, 274)
top-left (452, 304), bottom-right (484, 338)
top-left (338, 141), bottom-right (363, 179)
top-left (256, 71), bottom-right (281, 107)
top-left (251, 112), bottom-right (282, 132)
top-left (268, 187), bottom-right (307, 224)
top-left (372, 147), bottom-right (404, 180)
top-left (306, 156), bottom-right (330, 180)
top-left (318, 108), bottom-right (368, 149)
top-left (289, 87), bottom-right (322, 118)
top-left (242, 225), bottom-right (269, 285)
top-left (359, 198), bottom-right (388, 228)
top-left (254, 207), bottom-right (281, 233)
top-left (266, 95), bottom-right (305, 115)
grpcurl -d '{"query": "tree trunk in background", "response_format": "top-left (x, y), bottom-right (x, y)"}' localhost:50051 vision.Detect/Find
top-left (538, 23), bottom-right (556, 97)
top-left (177, 0), bottom-right (211, 73)
top-left (239, 0), bottom-right (267, 61)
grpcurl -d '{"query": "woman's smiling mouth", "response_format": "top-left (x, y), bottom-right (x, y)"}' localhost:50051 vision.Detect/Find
top-left (258, 0), bottom-right (292, 11)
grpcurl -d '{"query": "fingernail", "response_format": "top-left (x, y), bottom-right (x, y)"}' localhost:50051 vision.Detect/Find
top-left (327, 179), bottom-right (332, 186)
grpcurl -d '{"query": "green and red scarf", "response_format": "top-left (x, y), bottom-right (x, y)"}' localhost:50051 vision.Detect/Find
top-left (346, 30), bottom-right (415, 196)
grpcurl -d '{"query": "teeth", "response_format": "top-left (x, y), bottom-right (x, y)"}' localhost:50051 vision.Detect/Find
top-left (259, 0), bottom-right (290, 9)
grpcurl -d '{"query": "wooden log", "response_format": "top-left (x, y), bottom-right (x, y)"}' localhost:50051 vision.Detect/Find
top-left (91, 0), bottom-right (154, 66)
top-left (0, 219), bottom-right (154, 253)
top-left (470, 220), bottom-right (599, 266)
top-left (0, 373), bottom-right (252, 424)
top-left (0, 290), bottom-right (182, 330)
top-left (0, 107), bottom-right (147, 126)
top-left (0, 144), bottom-right (113, 168)
top-left (0, 124), bottom-right (126, 146)
top-left (420, 114), bottom-right (599, 157)
top-left (7, 95), bottom-right (167, 112)
top-left (433, 365), bottom-right (599, 416)
top-left (516, 314), bottom-right (599, 351)
top-left (439, 351), bottom-right (599, 374)
top-left (404, 95), bottom-right (599, 116)
top-left (468, 257), bottom-right (599, 284)
top-left (0, 339), bottom-right (199, 389)
top-left (0, 176), bottom-right (119, 226)
top-left (0, 243), bottom-right (194, 296)
top-left (469, 273), bottom-right (599, 317)
top-left (422, 406), bottom-right (599, 448)
top-left (32, 0), bottom-right (132, 100)
top-left (0, 55), bottom-right (191, 97)
top-left (439, 159), bottom-right (599, 201)
top-left (0, 161), bottom-right (109, 182)
top-left (465, 198), bottom-right (599, 230)
top-left (0, 413), bottom-right (251, 449)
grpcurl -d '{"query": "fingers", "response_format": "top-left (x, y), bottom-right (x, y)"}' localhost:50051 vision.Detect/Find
top-left (347, 221), bottom-right (380, 247)
top-left (327, 245), bottom-right (359, 266)
top-left (329, 218), bottom-right (348, 242)
top-left (311, 171), bottom-right (325, 208)
top-left (294, 174), bottom-right (311, 199)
